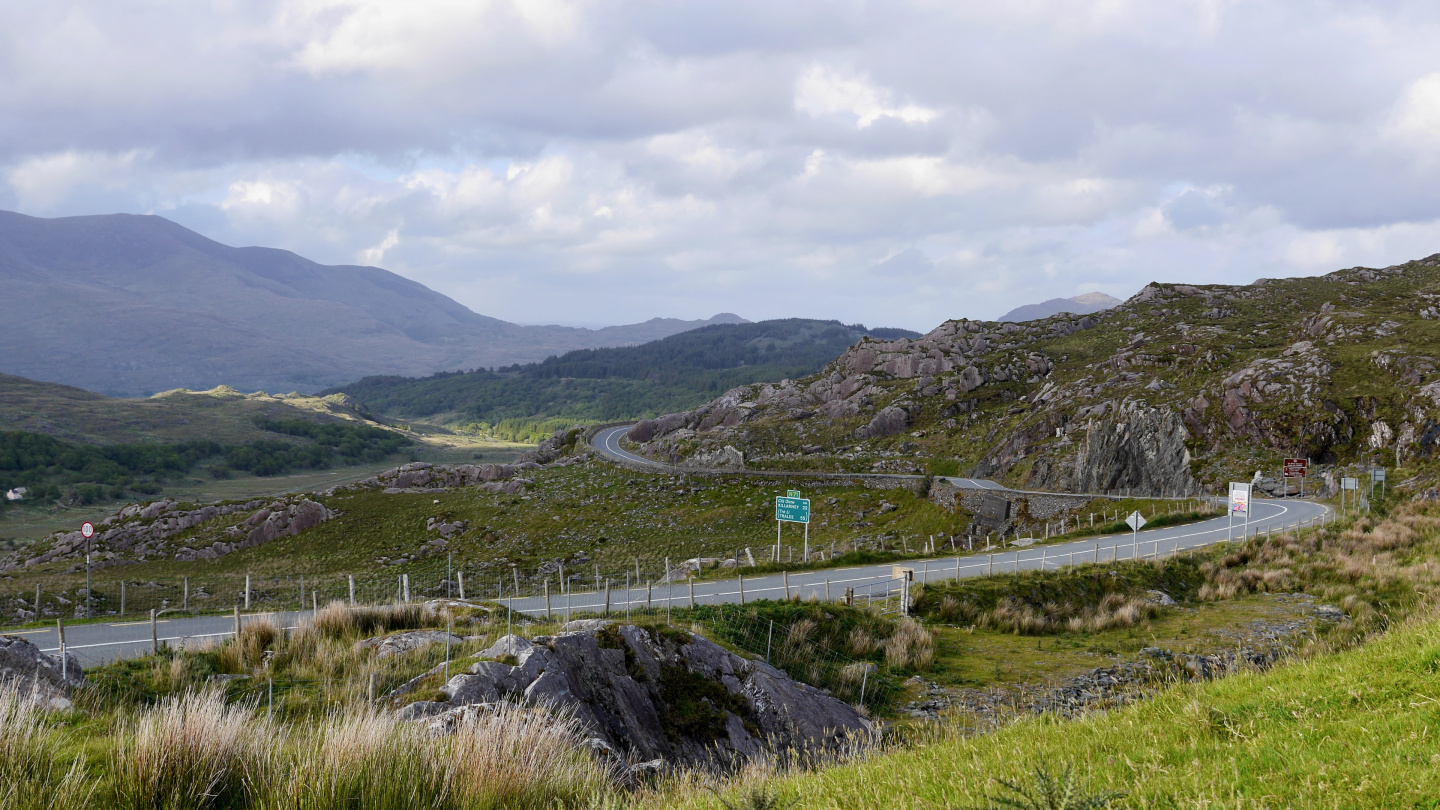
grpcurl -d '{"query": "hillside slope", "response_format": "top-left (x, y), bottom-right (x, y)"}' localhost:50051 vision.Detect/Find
top-left (0, 210), bottom-right (742, 396)
top-left (330, 319), bottom-right (920, 425)
top-left (629, 255), bottom-right (1440, 495)
top-left (0, 373), bottom-right (374, 446)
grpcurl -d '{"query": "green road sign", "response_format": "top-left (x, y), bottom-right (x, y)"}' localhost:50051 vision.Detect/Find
top-left (787, 490), bottom-right (801, 498)
top-left (775, 496), bottom-right (810, 524)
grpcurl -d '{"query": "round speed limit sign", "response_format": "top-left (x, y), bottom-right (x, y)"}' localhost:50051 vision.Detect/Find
top-left (81, 521), bottom-right (95, 539)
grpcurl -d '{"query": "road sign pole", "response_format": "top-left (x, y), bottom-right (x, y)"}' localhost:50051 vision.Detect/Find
top-left (803, 522), bottom-right (809, 563)
top-left (1244, 483), bottom-right (1250, 538)
top-left (80, 521), bottom-right (95, 619)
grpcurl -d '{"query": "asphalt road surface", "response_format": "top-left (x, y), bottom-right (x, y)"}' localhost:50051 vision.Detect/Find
top-left (16, 496), bottom-right (1329, 665)
top-left (591, 423), bottom-right (1009, 490)
top-left (502, 495), bottom-right (1330, 619)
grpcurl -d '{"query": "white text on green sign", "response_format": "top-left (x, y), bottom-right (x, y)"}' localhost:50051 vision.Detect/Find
top-left (775, 496), bottom-right (810, 524)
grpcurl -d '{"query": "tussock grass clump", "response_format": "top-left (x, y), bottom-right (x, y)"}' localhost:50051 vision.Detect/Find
top-left (930, 593), bottom-right (1161, 636)
top-left (913, 556), bottom-right (1202, 634)
top-left (310, 601), bottom-right (428, 639)
top-left (112, 690), bottom-right (276, 810)
top-left (265, 706), bottom-right (449, 809)
top-left (448, 701), bottom-right (615, 808)
top-left (216, 619), bottom-right (278, 672)
top-left (267, 700), bottom-right (612, 810)
top-left (0, 686), bottom-right (93, 810)
top-left (882, 618), bottom-right (934, 671)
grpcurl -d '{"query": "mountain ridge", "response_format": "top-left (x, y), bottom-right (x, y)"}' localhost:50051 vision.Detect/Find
top-left (0, 210), bottom-right (747, 397)
top-left (329, 318), bottom-right (922, 427)
top-left (999, 291), bottom-right (1122, 322)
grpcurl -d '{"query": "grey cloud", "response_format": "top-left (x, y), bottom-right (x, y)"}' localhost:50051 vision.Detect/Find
top-left (4, 2), bottom-right (1440, 332)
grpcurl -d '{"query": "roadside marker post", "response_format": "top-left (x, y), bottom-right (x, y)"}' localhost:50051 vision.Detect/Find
top-left (57, 619), bottom-right (66, 682)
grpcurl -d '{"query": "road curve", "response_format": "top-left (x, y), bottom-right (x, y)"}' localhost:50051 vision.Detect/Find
top-left (591, 423), bottom-right (1007, 489)
top-left (16, 498), bottom-right (1329, 666)
top-left (501, 496), bottom-right (1331, 619)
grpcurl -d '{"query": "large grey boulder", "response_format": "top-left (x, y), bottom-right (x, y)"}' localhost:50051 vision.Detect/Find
top-left (417, 623), bottom-right (872, 770)
top-left (856, 405), bottom-right (910, 438)
top-left (0, 635), bottom-right (83, 710)
top-left (356, 630), bottom-right (463, 659)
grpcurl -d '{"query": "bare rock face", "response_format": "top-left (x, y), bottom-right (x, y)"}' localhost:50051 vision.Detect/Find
top-left (680, 445), bottom-right (746, 470)
top-left (0, 636), bottom-right (83, 710)
top-left (408, 624), bottom-right (871, 770)
top-left (236, 499), bottom-right (333, 549)
top-left (856, 405), bottom-right (911, 438)
top-left (1063, 408), bottom-right (1196, 496)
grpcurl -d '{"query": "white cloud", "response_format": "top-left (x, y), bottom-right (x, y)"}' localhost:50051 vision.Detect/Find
top-left (1386, 72), bottom-right (1440, 159)
top-left (7, 150), bottom-right (149, 211)
top-left (359, 228), bottom-right (399, 265)
top-left (795, 65), bottom-right (937, 128)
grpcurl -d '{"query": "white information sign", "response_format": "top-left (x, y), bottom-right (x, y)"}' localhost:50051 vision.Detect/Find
top-left (1227, 482), bottom-right (1252, 542)
top-left (1125, 511), bottom-right (1147, 531)
top-left (1229, 483), bottom-right (1249, 516)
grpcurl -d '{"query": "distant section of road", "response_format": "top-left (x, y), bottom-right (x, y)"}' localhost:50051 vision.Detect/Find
top-left (593, 424), bottom-right (668, 470)
top-left (505, 497), bottom-right (1331, 619)
top-left (13, 499), bottom-right (1330, 666)
top-left (589, 424), bottom-right (1010, 488)
top-left (11, 423), bottom-right (1328, 667)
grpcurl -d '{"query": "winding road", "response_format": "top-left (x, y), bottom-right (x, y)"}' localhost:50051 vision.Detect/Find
top-left (11, 425), bottom-right (1332, 666)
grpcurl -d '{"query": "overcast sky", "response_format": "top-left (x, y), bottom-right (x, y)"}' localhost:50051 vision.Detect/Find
top-left (5, 2), bottom-right (1440, 331)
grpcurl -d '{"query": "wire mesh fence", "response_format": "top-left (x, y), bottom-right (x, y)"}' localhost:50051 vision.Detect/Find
top-left (680, 603), bottom-right (903, 713)
top-left (0, 495), bottom-right (1245, 627)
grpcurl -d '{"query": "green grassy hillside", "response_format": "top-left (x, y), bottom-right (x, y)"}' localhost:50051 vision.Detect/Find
top-left (0, 375), bottom-right (529, 538)
top-left (0, 374), bottom-right (377, 446)
top-left (674, 608), bottom-right (1440, 808)
top-left (328, 319), bottom-right (920, 429)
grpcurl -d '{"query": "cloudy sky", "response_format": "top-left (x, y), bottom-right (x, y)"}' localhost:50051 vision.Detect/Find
top-left (5, 1), bottom-right (1440, 331)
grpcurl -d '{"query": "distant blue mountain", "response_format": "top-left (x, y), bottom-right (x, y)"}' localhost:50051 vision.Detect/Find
top-left (999, 292), bottom-right (1121, 322)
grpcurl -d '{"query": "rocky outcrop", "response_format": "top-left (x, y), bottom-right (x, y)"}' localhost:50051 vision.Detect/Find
top-left (357, 630), bottom-right (464, 659)
top-left (401, 623), bottom-right (872, 770)
top-left (0, 636), bottom-right (83, 710)
top-left (520, 426), bottom-right (585, 465)
top-left (355, 461), bottom-right (529, 495)
top-left (1, 495), bottom-right (335, 572)
top-left (680, 445), bottom-right (745, 470)
top-left (187, 499), bottom-right (334, 561)
top-left (856, 405), bottom-right (911, 438)
top-left (620, 257), bottom-right (1440, 493)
